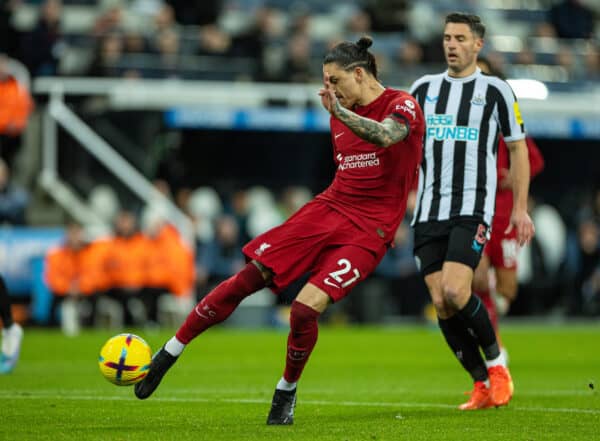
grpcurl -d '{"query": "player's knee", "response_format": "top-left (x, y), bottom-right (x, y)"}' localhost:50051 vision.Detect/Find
top-left (290, 300), bottom-right (320, 329)
top-left (431, 296), bottom-right (451, 317)
top-left (441, 282), bottom-right (469, 310)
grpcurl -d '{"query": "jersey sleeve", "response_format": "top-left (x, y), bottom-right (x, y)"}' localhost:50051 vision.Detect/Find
top-left (493, 80), bottom-right (526, 142)
top-left (386, 93), bottom-right (423, 138)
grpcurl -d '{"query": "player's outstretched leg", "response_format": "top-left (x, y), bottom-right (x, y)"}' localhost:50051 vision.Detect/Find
top-left (134, 347), bottom-right (178, 399)
top-left (0, 323), bottom-right (23, 374)
top-left (267, 388), bottom-right (297, 425)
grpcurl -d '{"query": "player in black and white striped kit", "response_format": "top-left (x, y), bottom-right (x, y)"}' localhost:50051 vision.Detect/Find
top-left (409, 13), bottom-right (535, 410)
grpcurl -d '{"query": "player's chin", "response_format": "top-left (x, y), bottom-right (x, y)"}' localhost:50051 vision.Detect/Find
top-left (338, 98), bottom-right (352, 109)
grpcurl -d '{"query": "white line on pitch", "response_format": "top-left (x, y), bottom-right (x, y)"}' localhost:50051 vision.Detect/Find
top-left (0, 392), bottom-right (598, 415)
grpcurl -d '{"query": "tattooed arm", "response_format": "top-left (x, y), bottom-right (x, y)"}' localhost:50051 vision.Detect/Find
top-left (331, 99), bottom-right (409, 148)
top-left (319, 74), bottom-right (409, 148)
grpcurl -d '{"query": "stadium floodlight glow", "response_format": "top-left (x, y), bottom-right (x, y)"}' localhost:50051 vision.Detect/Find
top-left (506, 79), bottom-right (549, 100)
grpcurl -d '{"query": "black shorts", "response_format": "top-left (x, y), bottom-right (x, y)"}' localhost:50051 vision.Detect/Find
top-left (413, 217), bottom-right (490, 276)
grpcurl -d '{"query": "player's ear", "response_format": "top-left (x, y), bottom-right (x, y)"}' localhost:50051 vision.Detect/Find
top-left (354, 66), bottom-right (364, 82)
top-left (475, 37), bottom-right (484, 52)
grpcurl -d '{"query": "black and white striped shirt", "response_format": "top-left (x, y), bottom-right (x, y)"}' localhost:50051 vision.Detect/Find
top-left (410, 68), bottom-right (525, 226)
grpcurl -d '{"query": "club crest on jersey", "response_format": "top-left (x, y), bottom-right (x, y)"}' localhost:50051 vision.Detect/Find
top-left (470, 94), bottom-right (486, 106)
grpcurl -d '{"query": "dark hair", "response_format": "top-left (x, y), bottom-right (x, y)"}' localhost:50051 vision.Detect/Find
top-left (445, 12), bottom-right (485, 38)
top-left (323, 36), bottom-right (378, 79)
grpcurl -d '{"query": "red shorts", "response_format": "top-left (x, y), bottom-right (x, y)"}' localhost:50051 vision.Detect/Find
top-left (242, 200), bottom-right (387, 302)
top-left (483, 217), bottom-right (518, 270)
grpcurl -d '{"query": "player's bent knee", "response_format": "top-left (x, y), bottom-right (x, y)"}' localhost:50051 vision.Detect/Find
top-left (431, 297), bottom-right (451, 317)
top-left (441, 283), bottom-right (470, 310)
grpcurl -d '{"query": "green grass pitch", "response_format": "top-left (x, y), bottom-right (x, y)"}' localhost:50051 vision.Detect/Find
top-left (1, 324), bottom-right (598, 440)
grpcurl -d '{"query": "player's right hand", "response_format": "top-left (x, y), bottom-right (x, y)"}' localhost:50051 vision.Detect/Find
top-left (318, 72), bottom-right (337, 114)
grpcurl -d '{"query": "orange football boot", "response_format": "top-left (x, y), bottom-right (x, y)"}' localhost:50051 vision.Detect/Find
top-left (488, 365), bottom-right (514, 407)
top-left (459, 381), bottom-right (493, 410)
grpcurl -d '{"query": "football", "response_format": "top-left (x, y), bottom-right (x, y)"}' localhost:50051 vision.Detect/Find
top-left (98, 333), bottom-right (152, 386)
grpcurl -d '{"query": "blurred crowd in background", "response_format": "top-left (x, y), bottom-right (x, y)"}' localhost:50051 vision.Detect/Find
top-left (0, 0), bottom-right (599, 332)
top-left (0, 0), bottom-right (598, 85)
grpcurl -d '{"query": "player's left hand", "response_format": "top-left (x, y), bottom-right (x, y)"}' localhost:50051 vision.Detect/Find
top-left (505, 208), bottom-right (535, 247)
top-left (318, 73), bottom-right (339, 116)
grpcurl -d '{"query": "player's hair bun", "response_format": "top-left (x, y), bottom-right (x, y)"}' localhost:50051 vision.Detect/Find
top-left (356, 36), bottom-right (373, 51)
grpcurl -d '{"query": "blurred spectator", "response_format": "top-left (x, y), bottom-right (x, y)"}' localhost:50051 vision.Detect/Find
top-left (534, 22), bottom-right (558, 39)
top-left (0, 0), bottom-right (20, 59)
top-left (0, 54), bottom-right (33, 167)
top-left (198, 214), bottom-right (244, 289)
top-left (548, 0), bottom-right (595, 40)
top-left (397, 39), bottom-right (424, 66)
top-left (143, 212), bottom-right (195, 322)
top-left (421, 31), bottom-right (446, 64)
top-left (197, 24), bottom-right (232, 57)
top-left (154, 28), bottom-right (181, 77)
top-left (86, 32), bottom-right (124, 77)
top-left (153, 3), bottom-right (176, 33)
top-left (395, 38), bottom-right (424, 82)
top-left (165, 0), bottom-right (222, 26)
top-left (0, 158), bottom-right (28, 225)
top-left (123, 31), bottom-right (148, 54)
top-left (92, 1), bottom-right (123, 38)
top-left (347, 8), bottom-right (372, 34)
top-left (105, 209), bottom-right (148, 325)
top-left (229, 6), bottom-right (284, 80)
top-left (45, 221), bottom-right (107, 334)
top-left (21, 0), bottom-right (64, 76)
top-left (515, 47), bottom-right (536, 66)
top-left (362, 0), bottom-right (409, 32)
top-left (554, 44), bottom-right (577, 78)
top-left (274, 32), bottom-right (314, 83)
top-left (582, 43), bottom-right (599, 81)
top-left (278, 186), bottom-right (312, 219)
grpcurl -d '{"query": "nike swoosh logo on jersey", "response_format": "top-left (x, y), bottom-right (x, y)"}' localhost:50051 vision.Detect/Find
top-left (323, 278), bottom-right (340, 289)
top-left (334, 132), bottom-right (345, 139)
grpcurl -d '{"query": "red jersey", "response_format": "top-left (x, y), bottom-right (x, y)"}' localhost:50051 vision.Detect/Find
top-left (494, 137), bottom-right (544, 222)
top-left (316, 88), bottom-right (424, 244)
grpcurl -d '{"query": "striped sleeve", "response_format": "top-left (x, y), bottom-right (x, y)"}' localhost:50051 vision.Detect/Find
top-left (492, 79), bottom-right (526, 142)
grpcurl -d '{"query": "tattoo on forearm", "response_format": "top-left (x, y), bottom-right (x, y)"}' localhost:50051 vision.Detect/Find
top-left (333, 101), bottom-right (408, 147)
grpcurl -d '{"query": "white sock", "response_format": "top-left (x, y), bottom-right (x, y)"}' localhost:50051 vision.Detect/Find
top-left (276, 377), bottom-right (297, 391)
top-left (164, 336), bottom-right (186, 357)
top-left (485, 351), bottom-right (506, 369)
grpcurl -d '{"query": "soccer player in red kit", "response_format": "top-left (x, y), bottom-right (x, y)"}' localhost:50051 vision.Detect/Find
top-left (134, 36), bottom-right (425, 425)
top-left (473, 59), bottom-right (545, 347)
